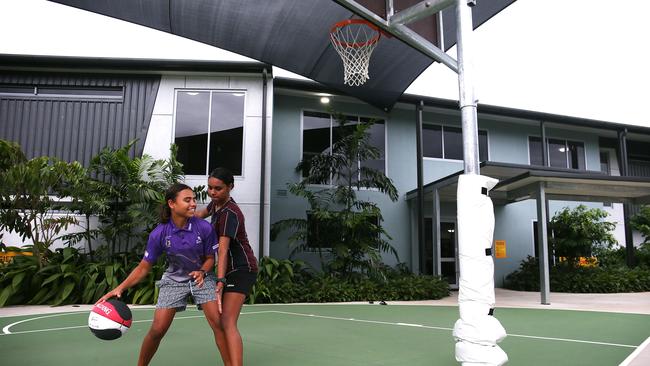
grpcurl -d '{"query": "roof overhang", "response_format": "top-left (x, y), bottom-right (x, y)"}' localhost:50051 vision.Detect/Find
top-left (405, 162), bottom-right (650, 205)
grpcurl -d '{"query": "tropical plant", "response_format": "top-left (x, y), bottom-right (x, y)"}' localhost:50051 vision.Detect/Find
top-left (247, 256), bottom-right (307, 304)
top-left (0, 140), bottom-right (86, 267)
top-left (631, 205), bottom-right (650, 244)
top-left (86, 141), bottom-right (184, 256)
top-left (271, 112), bottom-right (399, 279)
top-left (549, 205), bottom-right (617, 266)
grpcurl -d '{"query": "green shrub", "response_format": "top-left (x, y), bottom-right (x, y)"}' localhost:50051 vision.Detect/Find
top-left (504, 255), bottom-right (650, 293)
top-left (549, 205), bottom-right (616, 266)
top-left (247, 258), bottom-right (450, 304)
top-left (0, 247), bottom-right (166, 307)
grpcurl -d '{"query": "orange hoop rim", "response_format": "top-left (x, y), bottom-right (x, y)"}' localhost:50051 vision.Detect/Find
top-left (330, 19), bottom-right (381, 48)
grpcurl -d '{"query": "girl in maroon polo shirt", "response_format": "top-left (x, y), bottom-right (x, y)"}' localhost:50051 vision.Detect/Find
top-left (196, 167), bottom-right (258, 366)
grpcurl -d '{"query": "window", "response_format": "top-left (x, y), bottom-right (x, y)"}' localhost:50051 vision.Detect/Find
top-left (0, 84), bottom-right (123, 101)
top-left (301, 111), bottom-right (385, 183)
top-left (423, 124), bottom-right (488, 161)
top-left (306, 213), bottom-right (379, 249)
top-left (600, 151), bottom-right (610, 175)
top-left (174, 91), bottom-right (245, 175)
top-left (528, 137), bottom-right (585, 170)
top-left (600, 152), bottom-right (612, 207)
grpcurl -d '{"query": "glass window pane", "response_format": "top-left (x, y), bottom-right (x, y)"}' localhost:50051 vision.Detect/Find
top-left (0, 85), bottom-right (35, 94)
top-left (208, 92), bottom-right (245, 176)
top-left (600, 151), bottom-right (610, 174)
top-left (423, 125), bottom-right (442, 158)
top-left (529, 137), bottom-right (543, 166)
top-left (175, 91), bottom-right (210, 175)
top-left (307, 213), bottom-right (335, 249)
top-left (361, 120), bottom-right (385, 176)
top-left (332, 115), bottom-right (358, 148)
top-left (333, 116), bottom-right (358, 186)
top-left (443, 126), bottom-right (463, 160)
top-left (440, 222), bottom-right (456, 258)
top-left (302, 111), bottom-right (331, 179)
top-left (479, 130), bottom-right (488, 162)
top-left (568, 141), bottom-right (585, 170)
top-left (441, 262), bottom-right (457, 285)
top-left (548, 139), bottom-right (568, 168)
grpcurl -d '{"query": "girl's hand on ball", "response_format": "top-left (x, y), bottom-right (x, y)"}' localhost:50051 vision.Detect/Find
top-left (96, 288), bottom-right (122, 305)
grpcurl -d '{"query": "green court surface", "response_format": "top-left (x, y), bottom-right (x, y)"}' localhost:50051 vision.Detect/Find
top-left (1, 304), bottom-right (648, 365)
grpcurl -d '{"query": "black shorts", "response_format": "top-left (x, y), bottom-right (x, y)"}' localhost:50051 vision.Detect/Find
top-left (224, 270), bottom-right (257, 295)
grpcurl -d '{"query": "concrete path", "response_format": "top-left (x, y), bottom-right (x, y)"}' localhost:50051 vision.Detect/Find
top-left (399, 288), bottom-right (650, 315)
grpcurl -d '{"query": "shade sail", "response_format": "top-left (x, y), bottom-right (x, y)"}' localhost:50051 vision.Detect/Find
top-left (50, 0), bottom-right (514, 110)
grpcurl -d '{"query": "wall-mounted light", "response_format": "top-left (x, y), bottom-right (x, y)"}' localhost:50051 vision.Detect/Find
top-left (320, 96), bottom-right (330, 104)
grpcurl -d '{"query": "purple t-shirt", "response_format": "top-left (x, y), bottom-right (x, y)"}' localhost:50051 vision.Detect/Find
top-left (143, 216), bottom-right (217, 282)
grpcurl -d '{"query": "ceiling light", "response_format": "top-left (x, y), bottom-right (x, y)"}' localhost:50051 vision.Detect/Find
top-left (320, 96), bottom-right (330, 104)
top-left (232, 92), bottom-right (245, 97)
top-left (186, 92), bottom-right (199, 96)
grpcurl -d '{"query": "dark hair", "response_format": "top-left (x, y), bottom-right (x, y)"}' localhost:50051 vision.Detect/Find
top-left (209, 167), bottom-right (234, 187)
top-left (159, 183), bottom-right (193, 223)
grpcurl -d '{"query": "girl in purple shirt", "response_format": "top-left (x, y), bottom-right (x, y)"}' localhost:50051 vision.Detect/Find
top-left (97, 183), bottom-right (221, 366)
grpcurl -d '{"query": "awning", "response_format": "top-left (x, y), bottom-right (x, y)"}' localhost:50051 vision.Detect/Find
top-left (406, 161), bottom-right (650, 205)
top-left (49, 0), bottom-right (515, 111)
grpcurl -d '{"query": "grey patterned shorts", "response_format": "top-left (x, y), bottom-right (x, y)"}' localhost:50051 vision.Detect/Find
top-left (155, 273), bottom-right (217, 311)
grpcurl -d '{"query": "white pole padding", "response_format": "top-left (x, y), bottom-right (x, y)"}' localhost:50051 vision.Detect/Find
top-left (454, 174), bottom-right (508, 366)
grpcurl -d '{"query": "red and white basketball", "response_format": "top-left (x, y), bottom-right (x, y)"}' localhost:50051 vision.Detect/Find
top-left (88, 299), bottom-right (133, 340)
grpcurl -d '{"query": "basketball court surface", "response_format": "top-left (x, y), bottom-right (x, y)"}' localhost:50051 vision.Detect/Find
top-left (2, 290), bottom-right (648, 366)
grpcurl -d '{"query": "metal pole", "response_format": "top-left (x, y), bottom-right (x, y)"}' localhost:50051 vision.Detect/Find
top-left (258, 69), bottom-right (268, 258)
top-left (389, 0), bottom-right (455, 26)
top-left (455, 0), bottom-right (480, 175)
top-left (433, 187), bottom-right (441, 276)
top-left (618, 129), bottom-right (636, 267)
top-left (385, 0), bottom-right (394, 18)
top-left (540, 121), bottom-right (548, 166)
top-left (416, 101), bottom-right (426, 273)
top-left (536, 182), bottom-right (551, 305)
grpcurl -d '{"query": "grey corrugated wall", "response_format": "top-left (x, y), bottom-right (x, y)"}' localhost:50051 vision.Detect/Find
top-left (0, 71), bottom-right (160, 166)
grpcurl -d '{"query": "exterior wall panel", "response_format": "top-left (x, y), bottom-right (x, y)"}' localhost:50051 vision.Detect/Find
top-left (0, 71), bottom-right (160, 166)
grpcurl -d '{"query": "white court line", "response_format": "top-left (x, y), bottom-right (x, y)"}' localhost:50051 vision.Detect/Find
top-left (0, 310), bottom-right (274, 336)
top-left (269, 310), bottom-right (638, 348)
top-left (618, 336), bottom-right (650, 366)
top-left (1, 309), bottom-right (641, 349)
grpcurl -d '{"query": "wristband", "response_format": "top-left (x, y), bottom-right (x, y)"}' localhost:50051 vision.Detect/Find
top-left (216, 277), bottom-right (227, 284)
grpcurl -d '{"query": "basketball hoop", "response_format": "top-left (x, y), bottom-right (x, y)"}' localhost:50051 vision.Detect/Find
top-left (329, 19), bottom-right (381, 87)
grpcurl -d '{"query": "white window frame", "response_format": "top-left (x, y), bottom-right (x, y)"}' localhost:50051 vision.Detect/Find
top-left (527, 135), bottom-right (587, 170)
top-left (422, 123), bottom-right (490, 162)
top-left (299, 109), bottom-right (388, 188)
top-left (172, 89), bottom-right (247, 178)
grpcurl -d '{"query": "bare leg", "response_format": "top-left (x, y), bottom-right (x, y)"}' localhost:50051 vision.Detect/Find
top-left (221, 292), bottom-right (247, 366)
top-left (138, 308), bottom-right (176, 366)
top-left (202, 300), bottom-right (232, 366)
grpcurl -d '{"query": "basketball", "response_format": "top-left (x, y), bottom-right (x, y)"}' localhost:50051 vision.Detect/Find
top-left (88, 299), bottom-right (133, 340)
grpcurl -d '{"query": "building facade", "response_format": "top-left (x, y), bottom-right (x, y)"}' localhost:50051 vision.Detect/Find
top-left (2, 56), bottom-right (649, 287)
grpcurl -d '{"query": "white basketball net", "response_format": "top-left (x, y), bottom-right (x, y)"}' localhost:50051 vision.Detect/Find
top-left (330, 20), bottom-right (380, 87)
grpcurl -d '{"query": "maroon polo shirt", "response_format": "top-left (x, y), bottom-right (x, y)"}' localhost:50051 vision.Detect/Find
top-left (208, 198), bottom-right (258, 274)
